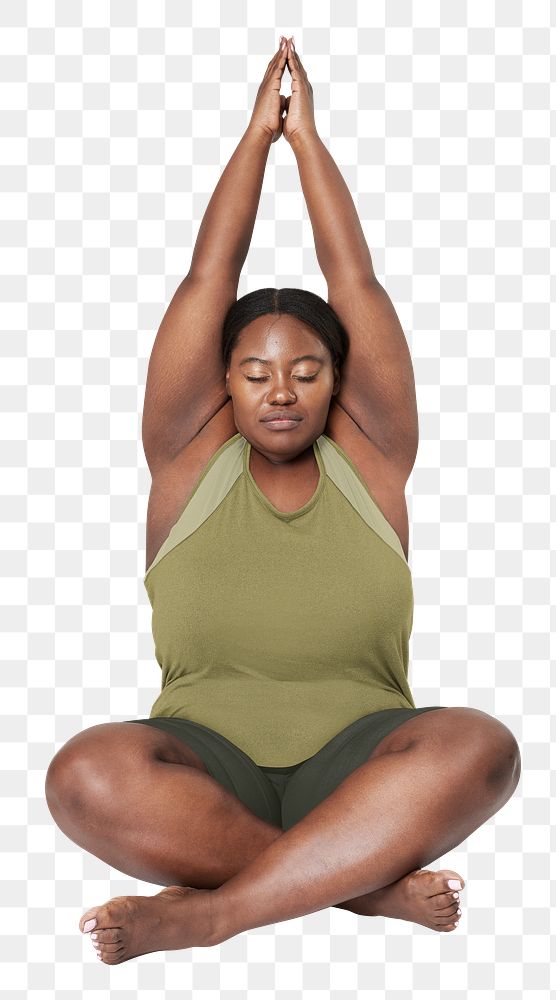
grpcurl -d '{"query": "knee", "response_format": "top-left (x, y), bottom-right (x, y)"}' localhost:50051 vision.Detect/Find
top-left (489, 720), bottom-right (521, 794)
top-left (452, 707), bottom-right (521, 794)
top-left (44, 726), bottom-right (112, 814)
top-left (45, 742), bottom-right (84, 814)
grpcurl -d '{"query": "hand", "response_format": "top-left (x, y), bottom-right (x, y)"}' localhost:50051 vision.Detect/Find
top-left (282, 38), bottom-right (317, 146)
top-left (248, 38), bottom-right (289, 144)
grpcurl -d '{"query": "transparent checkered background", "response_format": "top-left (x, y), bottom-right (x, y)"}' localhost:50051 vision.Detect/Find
top-left (1, 0), bottom-right (553, 996)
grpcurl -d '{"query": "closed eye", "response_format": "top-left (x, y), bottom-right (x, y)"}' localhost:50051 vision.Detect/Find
top-left (245, 375), bottom-right (317, 383)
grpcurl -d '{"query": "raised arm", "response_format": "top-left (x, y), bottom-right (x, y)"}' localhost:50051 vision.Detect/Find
top-left (142, 42), bottom-right (290, 473)
top-left (283, 40), bottom-right (418, 478)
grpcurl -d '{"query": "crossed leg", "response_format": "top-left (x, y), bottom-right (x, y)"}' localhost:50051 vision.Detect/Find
top-left (46, 707), bottom-right (520, 964)
top-left (206, 706), bottom-right (519, 944)
top-left (45, 720), bottom-right (281, 889)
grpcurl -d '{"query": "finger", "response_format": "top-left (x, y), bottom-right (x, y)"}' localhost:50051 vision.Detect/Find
top-left (285, 39), bottom-right (296, 69)
top-left (265, 42), bottom-right (288, 83)
top-left (269, 40), bottom-right (287, 74)
top-left (289, 38), bottom-right (306, 73)
top-left (273, 47), bottom-right (289, 82)
top-left (287, 38), bottom-right (301, 68)
top-left (267, 41), bottom-right (284, 70)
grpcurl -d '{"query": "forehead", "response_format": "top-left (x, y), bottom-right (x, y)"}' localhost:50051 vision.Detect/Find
top-left (235, 314), bottom-right (322, 353)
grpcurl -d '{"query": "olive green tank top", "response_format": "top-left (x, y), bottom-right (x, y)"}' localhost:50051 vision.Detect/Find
top-left (144, 432), bottom-right (415, 766)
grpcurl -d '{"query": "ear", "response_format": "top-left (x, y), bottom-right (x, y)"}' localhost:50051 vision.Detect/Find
top-left (332, 366), bottom-right (341, 395)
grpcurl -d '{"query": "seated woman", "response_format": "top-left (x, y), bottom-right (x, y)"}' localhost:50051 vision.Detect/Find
top-left (45, 36), bottom-right (521, 965)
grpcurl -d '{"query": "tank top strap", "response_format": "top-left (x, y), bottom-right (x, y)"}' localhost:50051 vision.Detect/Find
top-left (145, 429), bottom-right (409, 584)
top-left (317, 434), bottom-right (408, 568)
top-left (145, 432), bottom-right (244, 583)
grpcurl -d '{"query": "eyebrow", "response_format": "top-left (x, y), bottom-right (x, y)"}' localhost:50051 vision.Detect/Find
top-left (238, 354), bottom-right (325, 366)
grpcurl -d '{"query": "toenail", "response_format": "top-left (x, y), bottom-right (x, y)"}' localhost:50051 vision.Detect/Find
top-left (91, 933), bottom-right (98, 940)
top-left (452, 892), bottom-right (459, 899)
top-left (83, 918), bottom-right (97, 933)
top-left (447, 879), bottom-right (462, 890)
top-left (457, 908), bottom-right (461, 915)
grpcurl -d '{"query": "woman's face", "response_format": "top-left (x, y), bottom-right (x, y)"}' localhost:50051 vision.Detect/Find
top-left (225, 313), bottom-right (340, 458)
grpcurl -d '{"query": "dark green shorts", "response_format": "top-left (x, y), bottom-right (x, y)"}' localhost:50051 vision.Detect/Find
top-left (125, 706), bottom-right (446, 831)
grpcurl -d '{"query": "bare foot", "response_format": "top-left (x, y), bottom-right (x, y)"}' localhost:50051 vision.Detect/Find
top-left (337, 868), bottom-right (465, 932)
top-left (79, 885), bottom-right (215, 965)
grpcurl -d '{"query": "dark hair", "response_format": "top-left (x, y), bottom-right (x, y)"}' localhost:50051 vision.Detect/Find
top-left (222, 287), bottom-right (349, 373)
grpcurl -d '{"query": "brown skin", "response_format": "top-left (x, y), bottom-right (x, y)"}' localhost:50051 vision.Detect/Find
top-left (224, 314), bottom-right (340, 481)
top-left (40, 38), bottom-right (521, 964)
top-left (65, 707), bottom-right (519, 962)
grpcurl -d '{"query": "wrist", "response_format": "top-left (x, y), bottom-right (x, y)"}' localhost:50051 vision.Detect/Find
top-left (289, 127), bottom-right (320, 153)
top-left (244, 122), bottom-right (274, 149)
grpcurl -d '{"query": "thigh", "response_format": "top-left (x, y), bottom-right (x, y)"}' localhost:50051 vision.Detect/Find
top-left (45, 719), bottom-right (210, 806)
top-left (280, 706), bottom-right (447, 831)
top-left (47, 719), bottom-right (209, 773)
top-left (126, 718), bottom-right (283, 828)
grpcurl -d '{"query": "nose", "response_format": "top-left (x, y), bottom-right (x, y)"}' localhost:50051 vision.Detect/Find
top-left (268, 387), bottom-right (296, 404)
top-left (267, 376), bottom-right (297, 403)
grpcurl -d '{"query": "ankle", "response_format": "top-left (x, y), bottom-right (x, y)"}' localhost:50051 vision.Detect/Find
top-left (207, 886), bottom-right (235, 946)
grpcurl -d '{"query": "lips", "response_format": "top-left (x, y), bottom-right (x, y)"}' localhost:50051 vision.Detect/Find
top-left (260, 411), bottom-right (302, 422)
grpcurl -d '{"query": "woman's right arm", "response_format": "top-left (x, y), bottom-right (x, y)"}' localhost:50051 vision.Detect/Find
top-left (142, 125), bottom-right (274, 475)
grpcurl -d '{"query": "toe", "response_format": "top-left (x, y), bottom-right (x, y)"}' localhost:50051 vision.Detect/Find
top-left (80, 894), bottom-right (132, 936)
top-left (97, 946), bottom-right (126, 965)
top-left (435, 900), bottom-right (460, 917)
top-left (435, 915), bottom-right (459, 930)
top-left (80, 908), bottom-right (101, 934)
top-left (443, 869), bottom-right (465, 891)
top-left (92, 927), bottom-right (121, 944)
top-left (425, 869), bottom-right (465, 898)
top-left (96, 941), bottom-right (123, 955)
top-left (434, 891), bottom-right (461, 911)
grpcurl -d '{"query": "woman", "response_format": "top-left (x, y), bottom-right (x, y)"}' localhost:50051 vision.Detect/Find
top-left (45, 36), bottom-right (520, 964)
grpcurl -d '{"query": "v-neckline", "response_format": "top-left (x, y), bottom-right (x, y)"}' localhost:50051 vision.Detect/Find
top-left (243, 436), bottom-right (325, 521)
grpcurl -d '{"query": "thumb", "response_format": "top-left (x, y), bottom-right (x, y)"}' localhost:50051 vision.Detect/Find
top-left (280, 95), bottom-right (287, 114)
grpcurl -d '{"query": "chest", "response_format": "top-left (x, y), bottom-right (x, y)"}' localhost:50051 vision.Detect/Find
top-left (145, 399), bottom-right (410, 573)
top-left (146, 492), bottom-right (413, 676)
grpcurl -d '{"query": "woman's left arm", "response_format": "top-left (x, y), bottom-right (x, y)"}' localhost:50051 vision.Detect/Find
top-left (283, 40), bottom-right (418, 478)
top-left (291, 126), bottom-right (419, 478)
